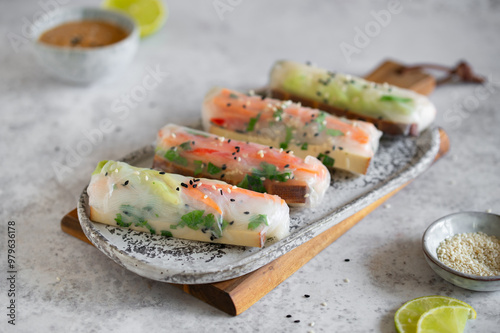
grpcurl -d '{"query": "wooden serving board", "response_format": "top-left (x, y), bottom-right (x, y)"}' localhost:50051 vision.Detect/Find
top-left (61, 60), bottom-right (447, 316)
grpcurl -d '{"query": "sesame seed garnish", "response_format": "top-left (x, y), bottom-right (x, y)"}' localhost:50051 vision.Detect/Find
top-left (222, 164), bottom-right (227, 170)
top-left (193, 184), bottom-right (198, 188)
top-left (176, 187), bottom-right (180, 191)
top-left (181, 183), bottom-right (188, 188)
top-left (159, 171), bottom-right (165, 174)
top-left (244, 211), bottom-right (249, 215)
top-left (227, 103), bottom-right (231, 107)
top-left (123, 180), bottom-right (129, 186)
top-left (230, 198), bottom-right (235, 202)
top-left (237, 157), bottom-right (241, 162)
top-left (284, 164), bottom-right (289, 168)
top-left (145, 176), bottom-right (149, 181)
top-left (212, 185), bottom-right (217, 190)
top-left (304, 294), bottom-right (310, 298)
top-left (218, 136), bottom-right (225, 142)
top-left (294, 320), bottom-right (300, 323)
top-left (339, 147), bottom-right (344, 150)
top-left (286, 315), bottom-right (292, 318)
top-left (171, 133), bottom-right (176, 138)
top-left (203, 195), bottom-right (208, 199)
top-left (220, 189), bottom-right (223, 195)
top-left (227, 188), bottom-right (231, 193)
top-left (344, 259), bottom-right (350, 262)
top-left (189, 180), bottom-right (193, 185)
top-left (304, 193), bottom-right (310, 198)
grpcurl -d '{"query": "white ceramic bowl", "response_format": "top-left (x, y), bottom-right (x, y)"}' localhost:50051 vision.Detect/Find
top-left (422, 211), bottom-right (500, 291)
top-left (31, 7), bottom-right (139, 84)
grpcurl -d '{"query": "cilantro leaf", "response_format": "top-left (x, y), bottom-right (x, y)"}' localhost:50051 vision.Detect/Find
top-left (179, 210), bottom-right (205, 230)
top-left (229, 93), bottom-right (239, 99)
top-left (246, 113), bottom-right (261, 132)
top-left (380, 95), bottom-right (412, 103)
top-left (161, 230), bottom-right (173, 237)
top-left (301, 142), bottom-right (308, 150)
top-left (115, 213), bottom-right (131, 227)
top-left (164, 149), bottom-right (188, 166)
top-left (326, 129), bottom-right (344, 137)
top-left (248, 214), bottom-right (268, 230)
top-left (194, 160), bottom-right (204, 176)
top-left (251, 162), bottom-right (293, 183)
top-left (314, 112), bottom-right (327, 132)
top-left (207, 162), bottom-right (222, 175)
top-left (280, 126), bottom-right (294, 149)
top-left (237, 174), bottom-right (266, 193)
top-left (273, 108), bottom-right (284, 121)
top-left (179, 141), bottom-right (192, 151)
top-left (317, 153), bottom-right (335, 168)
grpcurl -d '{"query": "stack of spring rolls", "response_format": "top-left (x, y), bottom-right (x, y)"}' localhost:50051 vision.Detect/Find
top-left (88, 60), bottom-right (436, 247)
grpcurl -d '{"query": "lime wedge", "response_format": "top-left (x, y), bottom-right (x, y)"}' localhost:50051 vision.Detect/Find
top-left (395, 296), bottom-right (476, 333)
top-left (103, 0), bottom-right (167, 38)
top-left (416, 306), bottom-right (472, 333)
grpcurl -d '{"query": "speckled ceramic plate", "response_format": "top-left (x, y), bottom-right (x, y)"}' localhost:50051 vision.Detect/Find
top-left (78, 127), bottom-right (440, 284)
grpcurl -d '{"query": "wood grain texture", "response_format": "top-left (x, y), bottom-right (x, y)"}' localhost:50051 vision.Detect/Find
top-left (60, 60), bottom-right (444, 316)
top-left (364, 59), bottom-right (436, 96)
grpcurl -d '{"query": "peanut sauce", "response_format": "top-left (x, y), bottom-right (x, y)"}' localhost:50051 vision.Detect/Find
top-left (39, 20), bottom-right (128, 48)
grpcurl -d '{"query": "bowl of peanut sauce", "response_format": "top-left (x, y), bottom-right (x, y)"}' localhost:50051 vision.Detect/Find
top-left (31, 7), bottom-right (139, 83)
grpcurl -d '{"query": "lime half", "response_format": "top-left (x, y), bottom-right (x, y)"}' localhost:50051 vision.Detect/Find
top-left (416, 306), bottom-right (472, 333)
top-left (395, 296), bottom-right (476, 333)
top-left (103, 0), bottom-right (167, 38)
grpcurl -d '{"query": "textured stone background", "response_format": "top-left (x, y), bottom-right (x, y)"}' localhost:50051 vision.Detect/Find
top-left (0, 0), bottom-right (499, 332)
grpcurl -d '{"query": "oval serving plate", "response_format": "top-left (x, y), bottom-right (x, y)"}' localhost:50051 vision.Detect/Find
top-left (78, 127), bottom-right (440, 284)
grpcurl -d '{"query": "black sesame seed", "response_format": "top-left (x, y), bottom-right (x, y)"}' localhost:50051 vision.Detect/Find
top-left (233, 157), bottom-right (237, 160)
top-left (286, 150), bottom-right (291, 153)
top-left (314, 133), bottom-right (319, 137)
top-left (189, 180), bottom-right (193, 185)
top-left (176, 187), bottom-right (180, 191)
top-left (286, 315), bottom-right (292, 318)
top-left (344, 259), bottom-right (350, 262)
top-left (227, 103), bottom-right (231, 107)
top-left (192, 141), bottom-right (195, 145)
top-left (220, 189), bottom-right (223, 195)
top-left (294, 320), bottom-right (300, 323)
top-left (232, 152), bottom-right (236, 155)
top-left (316, 91), bottom-right (321, 96)
top-left (221, 174), bottom-right (225, 179)
top-left (210, 235), bottom-right (215, 241)
top-left (123, 180), bottom-right (129, 186)
top-left (339, 147), bottom-right (344, 150)
top-left (242, 105), bottom-right (247, 108)
top-left (306, 61), bottom-right (311, 66)
top-left (244, 211), bottom-right (250, 215)
top-left (269, 146), bottom-right (273, 149)
top-left (227, 139), bottom-right (231, 143)
top-left (332, 145), bottom-right (336, 150)
top-left (222, 164), bottom-right (227, 170)
top-left (229, 221), bottom-right (234, 225)
top-left (284, 164), bottom-right (290, 168)
top-left (193, 184), bottom-right (197, 188)
top-left (304, 294), bottom-right (310, 298)
top-left (325, 151), bottom-right (330, 154)
top-left (230, 199), bottom-right (235, 202)
top-left (105, 172), bottom-right (108, 176)
top-left (159, 171), bottom-right (165, 174)
top-left (261, 95), bottom-right (265, 100)
top-left (181, 183), bottom-right (188, 188)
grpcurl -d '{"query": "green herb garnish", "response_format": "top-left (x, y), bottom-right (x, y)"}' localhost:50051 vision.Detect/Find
top-left (173, 210), bottom-right (225, 238)
top-left (161, 230), bottom-right (173, 237)
top-left (179, 141), bottom-right (192, 151)
top-left (301, 142), bottom-right (308, 150)
top-left (314, 112), bottom-right (327, 132)
top-left (317, 153), bottom-right (335, 168)
top-left (194, 160), bottom-right (204, 176)
top-left (229, 93), bottom-right (239, 99)
top-left (248, 214), bottom-right (268, 230)
top-left (246, 113), bottom-right (261, 132)
top-left (380, 95), bottom-right (412, 103)
top-left (252, 162), bottom-right (292, 182)
top-left (207, 162), bottom-right (222, 175)
top-left (164, 149), bottom-right (188, 166)
top-left (237, 174), bottom-right (266, 193)
top-left (326, 129), bottom-right (344, 137)
top-left (280, 126), bottom-right (294, 150)
top-left (114, 213), bottom-right (132, 227)
top-left (273, 108), bottom-right (284, 121)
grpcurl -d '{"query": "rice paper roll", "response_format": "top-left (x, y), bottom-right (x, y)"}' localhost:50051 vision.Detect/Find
top-left (202, 87), bottom-right (382, 175)
top-left (153, 124), bottom-right (330, 208)
top-left (268, 60), bottom-right (436, 136)
top-left (88, 160), bottom-right (290, 248)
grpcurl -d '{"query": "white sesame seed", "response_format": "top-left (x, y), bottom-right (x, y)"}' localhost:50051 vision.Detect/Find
top-left (237, 157), bottom-right (241, 162)
top-left (304, 193), bottom-right (310, 198)
top-left (218, 136), bottom-right (225, 142)
top-left (227, 188), bottom-right (231, 194)
top-left (212, 185), bottom-right (217, 190)
top-left (486, 209), bottom-right (492, 213)
top-left (171, 133), bottom-right (176, 138)
top-left (309, 322), bottom-right (315, 327)
top-left (260, 177), bottom-right (266, 181)
top-left (203, 195), bottom-right (208, 199)
top-left (145, 175), bottom-right (149, 181)
top-left (321, 302), bottom-right (327, 306)
top-left (384, 204), bottom-right (391, 209)
top-left (279, 148), bottom-right (283, 153)
top-left (344, 278), bottom-right (350, 283)
top-left (56, 277), bottom-right (61, 282)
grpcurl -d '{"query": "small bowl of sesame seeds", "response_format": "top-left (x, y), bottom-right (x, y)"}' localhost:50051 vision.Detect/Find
top-left (422, 211), bottom-right (500, 291)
